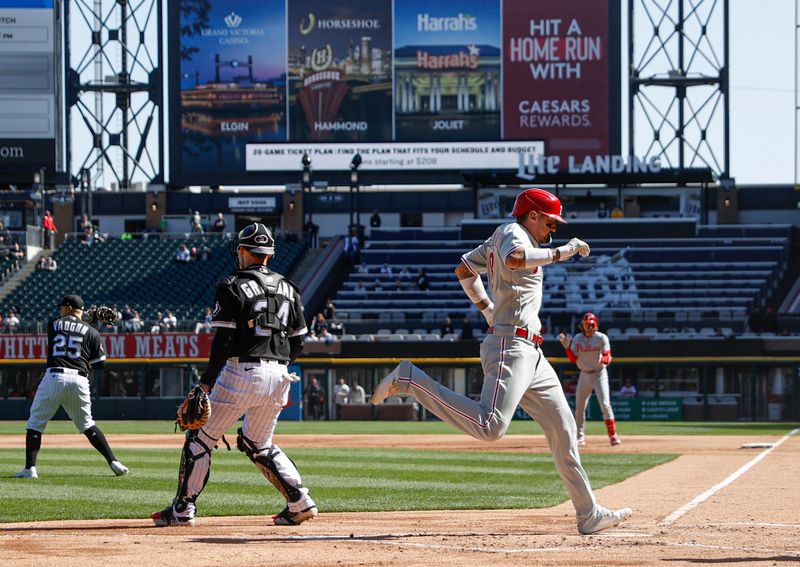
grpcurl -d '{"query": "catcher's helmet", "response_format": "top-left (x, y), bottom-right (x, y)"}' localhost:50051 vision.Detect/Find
top-left (582, 312), bottom-right (598, 328)
top-left (232, 223), bottom-right (275, 256)
top-left (511, 188), bottom-right (567, 223)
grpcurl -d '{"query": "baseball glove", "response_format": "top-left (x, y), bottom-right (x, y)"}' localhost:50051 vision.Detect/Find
top-left (176, 385), bottom-right (211, 431)
top-left (86, 305), bottom-right (118, 324)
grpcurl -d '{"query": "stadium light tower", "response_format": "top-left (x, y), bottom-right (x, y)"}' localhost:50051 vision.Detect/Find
top-left (350, 153), bottom-right (362, 228)
top-left (301, 153), bottom-right (312, 223)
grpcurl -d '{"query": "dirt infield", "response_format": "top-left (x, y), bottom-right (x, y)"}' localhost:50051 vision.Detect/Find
top-left (1, 433), bottom-right (798, 566)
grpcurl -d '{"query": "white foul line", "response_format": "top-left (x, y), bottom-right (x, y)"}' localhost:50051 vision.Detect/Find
top-left (661, 428), bottom-right (800, 526)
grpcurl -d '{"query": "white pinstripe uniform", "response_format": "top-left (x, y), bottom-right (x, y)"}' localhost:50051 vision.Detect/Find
top-left (27, 316), bottom-right (106, 433)
top-left (384, 222), bottom-right (600, 519)
top-left (567, 331), bottom-right (614, 438)
top-left (172, 268), bottom-right (314, 519)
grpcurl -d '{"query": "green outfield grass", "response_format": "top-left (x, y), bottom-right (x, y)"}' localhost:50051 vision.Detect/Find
top-left (0, 420), bottom-right (797, 436)
top-left (0, 447), bottom-right (675, 523)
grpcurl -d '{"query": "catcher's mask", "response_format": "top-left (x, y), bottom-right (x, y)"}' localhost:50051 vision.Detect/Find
top-left (511, 188), bottom-right (567, 223)
top-left (582, 312), bottom-right (598, 332)
top-left (231, 223), bottom-right (275, 261)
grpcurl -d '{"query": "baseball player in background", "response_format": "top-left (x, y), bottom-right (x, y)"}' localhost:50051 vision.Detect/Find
top-left (15, 295), bottom-right (128, 479)
top-left (372, 188), bottom-right (631, 535)
top-left (560, 313), bottom-right (621, 446)
top-left (152, 223), bottom-right (317, 527)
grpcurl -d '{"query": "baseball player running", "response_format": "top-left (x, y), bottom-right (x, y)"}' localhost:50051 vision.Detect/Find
top-left (152, 223), bottom-right (317, 527)
top-left (560, 313), bottom-right (621, 446)
top-left (372, 188), bottom-right (631, 535)
top-left (16, 295), bottom-right (128, 479)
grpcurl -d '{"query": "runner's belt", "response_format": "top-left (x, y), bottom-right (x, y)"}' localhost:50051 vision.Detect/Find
top-left (488, 325), bottom-right (544, 345)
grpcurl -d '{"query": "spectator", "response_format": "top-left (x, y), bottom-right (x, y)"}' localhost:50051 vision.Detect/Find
top-left (354, 281), bottom-right (367, 293)
top-left (162, 311), bottom-right (177, 332)
top-left (348, 382), bottom-right (366, 404)
top-left (44, 256), bottom-right (57, 271)
top-left (399, 267), bottom-right (412, 281)
top-left (596, 199), bottom-right (609, 219)
top-left (121, 232), bottom-right (133, 242)
top-left (461, 316), bottom-right (474, 340)
top-left (35, 257), bottom-right (47, 270)
top-left (42, 210), bottom-right (57, 249)
top-left (131, 311), bottom-right (143, 332)
top-left (333, 378), bottom-right (350, 419)
top-left (394, 276), bottom-right (406, 291)
top-left (762, 307), bottom-right (780, 334)
top-left (319, 328), bottom-right (336, 345)
top-left (610, 206), bottom-right (624, 219)
top-left (380, 263), bottom-right (392, 275)
top-left (199, 246), bottom-right (211, 262)
top-left (620, 379), bottom-right (637, 397)
top-left (440, 316), bottom-right (454, 336)
top-left (304, 329), bottom-right (319, 342)
top-left (343, 231), bottom-right (360, 262)
top-left (747, 308), bottom-right (764, 333)
top-left (312, 313), bottom-right (328, 335)
top-left (190, 246), bottom-right (198, 262)
top-left (79, 214), bottom-right (92, 234)
top-left (211, 213), bottom-right (226, 237)
top-left (357, 261), bottom-right (369, 274)
top-left (175, 244), bottom-right (191, 263)
top-left (151, 312), bottom-right (164, 333)
top-left (303, 377), bottom-right (325, 420)
top-left (10, 242), bottom-right (24, 268)
top-left (373, 278), bottom-right (383, 292)
top-left (6, 311), bottom-right (20, 333)
top-left (121, 305), bottom-right (134, 331)
top-left (190, 210), bottom-right (203, 234)
top-left (369, 210), bottom-right (382, 228)
top-left (322, 299), bottom-right (336, 320)
top-left (194, 307), bottom-right (213, 334)
top-left (415, 268), bottom-right (430, 291)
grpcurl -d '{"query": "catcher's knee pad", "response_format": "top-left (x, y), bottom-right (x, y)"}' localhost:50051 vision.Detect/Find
top-left (175, 429), bottom-right (215, 510)
top-left (237, 428), bottom-right (305, 503)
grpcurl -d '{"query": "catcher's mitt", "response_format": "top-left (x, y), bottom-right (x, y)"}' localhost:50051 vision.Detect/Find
top-left (86, 305), bottom-right (118, 324)
top-left (176, 385), bottom-right (211, 431)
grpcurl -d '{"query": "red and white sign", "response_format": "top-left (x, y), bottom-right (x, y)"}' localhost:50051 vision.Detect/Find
top-left (0, 333), bottom-right (214, 361)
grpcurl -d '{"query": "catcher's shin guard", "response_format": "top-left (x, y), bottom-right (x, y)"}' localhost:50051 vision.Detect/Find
top-left (604, 418), bottom-right (617, 437)
top-left (236, 428), bottom-right (306, 503)
top-left (174, 429), bottom-right (214, 512)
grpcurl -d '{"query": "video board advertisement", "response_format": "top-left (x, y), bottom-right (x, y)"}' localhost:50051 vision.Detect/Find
top-left (0, 0), bottom-right (57, 173)
top-left (394, 0), bottom-right (500, 142)
top-left (171, 0), bottom-right (287, 183)
top-left (287, 0), bottom-right (393, 142)
top-left (502, 0), bottom-right (619, 161)
top-left (167, 0), bottom-right (619, 185)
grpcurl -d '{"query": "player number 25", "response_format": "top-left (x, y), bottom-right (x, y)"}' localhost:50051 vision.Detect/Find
top-left (52, 334), bottom-right (83, 359)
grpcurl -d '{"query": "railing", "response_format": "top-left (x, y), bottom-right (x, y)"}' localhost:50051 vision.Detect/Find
top-left (62, 231), bottom-right (235, 242)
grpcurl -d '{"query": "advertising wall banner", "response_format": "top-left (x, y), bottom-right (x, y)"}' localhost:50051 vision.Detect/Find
top-left (393, 0), bottom-right (501, 141)
top-left (502, 0), bottom-right (614, 159)
top-left (176, 0), bottom-right (287, 181)
top-left (0, 333), bottom-right (215, 361)
top-left (287, 0), bottom-right (393, 142)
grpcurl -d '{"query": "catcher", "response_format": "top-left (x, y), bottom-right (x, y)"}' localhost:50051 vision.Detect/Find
top-left (16, 295), bottom-right (128, 479)
top-left (560, 312), bottom-right (621, 446)
top-left (152, 223), bottom-right (317, 527)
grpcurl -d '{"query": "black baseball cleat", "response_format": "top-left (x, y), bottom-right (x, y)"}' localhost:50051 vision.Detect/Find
top-left (151, 506), bottom-right (195, 527)
top-left (272, 505), bottom-right (318, 526)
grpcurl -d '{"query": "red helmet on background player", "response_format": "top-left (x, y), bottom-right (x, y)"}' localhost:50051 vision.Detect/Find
top-left (511, 188), bottom-right (567, 223)
top-left (582, 312), bottom-right (598, 332)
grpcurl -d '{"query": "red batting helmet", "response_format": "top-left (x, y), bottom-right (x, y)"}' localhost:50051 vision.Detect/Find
top-left (511, 188), bottom-right (567, 223)
top-left (582, 312), bottom-right (598, 328)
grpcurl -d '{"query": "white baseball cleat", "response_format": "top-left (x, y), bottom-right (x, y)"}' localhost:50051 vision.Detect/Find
top-left (371, 360), bottom-right (411, 404)
top-left (15, 466), bottom-right (38, 479)
top-left (610, 435), bottom-right (622, 446)
top-left (151, 505), bottom-right (195, 527)
top-left (577, 506), bottom-right (632, 535)
top-left (110, 460), bottom-right (129, 476)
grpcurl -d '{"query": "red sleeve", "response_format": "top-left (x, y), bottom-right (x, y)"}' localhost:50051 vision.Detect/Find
top-left (601, 350), bottom-right (612, 365)
top-left (565, 347), bottom-right (577, 363)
